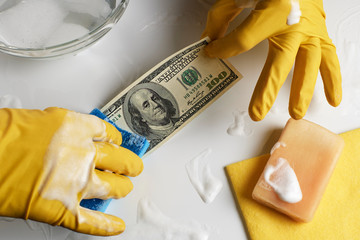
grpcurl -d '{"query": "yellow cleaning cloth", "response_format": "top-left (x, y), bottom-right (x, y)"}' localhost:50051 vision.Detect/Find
top-left (226, 128), bottom-right (360, 240)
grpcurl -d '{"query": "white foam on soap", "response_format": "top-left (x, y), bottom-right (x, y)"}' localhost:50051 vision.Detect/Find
top-left (0, 94), bottom-right (22, 108)
top-left (227, 110), bottom-right (254, 137)
top-left (264, 158), bottom-right (302, 203)
top-left (185, 148), bottom-right (223, 204)
top-left (287, 0), bottom-right (301, 26)
top-left (270, 141), bottom-right (286, 155)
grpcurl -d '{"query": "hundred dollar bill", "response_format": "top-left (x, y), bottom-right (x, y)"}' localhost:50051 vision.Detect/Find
top-left (101, 38), bottom-right (243, 155)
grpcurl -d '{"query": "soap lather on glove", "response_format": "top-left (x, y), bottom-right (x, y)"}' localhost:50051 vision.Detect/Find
top-left (0, 107), bottom-right (144, 236)
top-left (202, 0), bottom-right (342, 121)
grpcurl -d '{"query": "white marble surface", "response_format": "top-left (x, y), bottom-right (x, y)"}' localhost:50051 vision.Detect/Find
top-left (1, 0), bottom-right (360, 239)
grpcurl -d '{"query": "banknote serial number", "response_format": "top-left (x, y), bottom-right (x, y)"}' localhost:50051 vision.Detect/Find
top-left (182, 70), bottom-right (228, 100)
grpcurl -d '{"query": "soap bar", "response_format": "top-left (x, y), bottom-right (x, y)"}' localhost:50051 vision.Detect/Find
top-left (252, 118), bottom-right (344, 222)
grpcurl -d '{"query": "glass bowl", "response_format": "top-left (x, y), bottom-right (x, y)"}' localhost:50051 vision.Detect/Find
top-left (0, 0), bottom-right (129, 58)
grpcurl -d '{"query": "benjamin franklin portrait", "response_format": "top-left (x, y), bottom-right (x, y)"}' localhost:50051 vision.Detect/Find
top-left (123, 83), bottom-right (179, 145)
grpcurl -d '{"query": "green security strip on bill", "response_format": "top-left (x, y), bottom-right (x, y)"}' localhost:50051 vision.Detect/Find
top-left (101, 38), bottom-right (243, 155)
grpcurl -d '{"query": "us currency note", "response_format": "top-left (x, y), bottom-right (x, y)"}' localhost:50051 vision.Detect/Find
top-left (101, 38), bottom-right (243, 155)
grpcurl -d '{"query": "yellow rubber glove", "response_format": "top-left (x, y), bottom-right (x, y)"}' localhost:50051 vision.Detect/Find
top-left (202, 0), bottom-right (342, 121)
top-left (0, 107), bottom-right (143, 236)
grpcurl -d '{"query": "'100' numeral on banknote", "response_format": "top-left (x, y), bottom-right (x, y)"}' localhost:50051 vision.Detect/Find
top-left (101, 38), bottom-right (243, 155)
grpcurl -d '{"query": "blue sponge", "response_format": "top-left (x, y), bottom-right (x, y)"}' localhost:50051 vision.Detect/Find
top-left (80, 108), bottom-right (149, 212)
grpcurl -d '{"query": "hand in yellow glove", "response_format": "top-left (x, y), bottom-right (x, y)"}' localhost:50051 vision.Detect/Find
top-left (0, 107), bottom-right (143, 236)
top-left (202, 0), bottom-right (342, 121)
